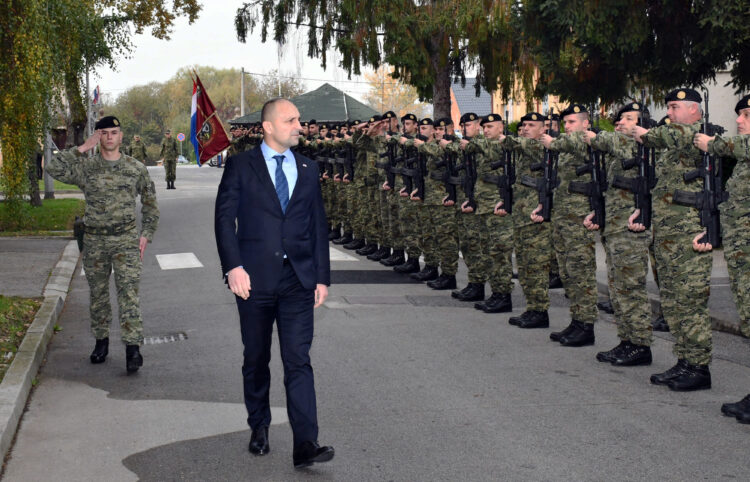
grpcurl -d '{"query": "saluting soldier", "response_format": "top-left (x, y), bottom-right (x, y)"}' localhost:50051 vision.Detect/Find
top-left (45, 116), bottom-right (159, 373)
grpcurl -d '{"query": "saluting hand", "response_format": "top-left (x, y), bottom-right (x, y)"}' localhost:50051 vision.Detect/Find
top-left (77, 131), bottom-right (101, 154)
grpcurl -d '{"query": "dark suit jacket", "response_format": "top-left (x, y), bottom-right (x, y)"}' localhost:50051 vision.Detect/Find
top-left (214, 145), bottom-right (330, 292)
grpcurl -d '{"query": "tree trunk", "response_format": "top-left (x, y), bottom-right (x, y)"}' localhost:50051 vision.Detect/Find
top-left (27, 151), bottom-right (42, 207)
top-left (65, 71), bottom-right (87, 147)
top-left (430, 32), bottom-right (452, 120)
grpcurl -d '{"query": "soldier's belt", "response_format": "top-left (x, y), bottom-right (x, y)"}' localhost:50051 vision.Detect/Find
top-left (375, 162), bottom-right (389, 169)
top-left (84, 221), bottom-right (137, 236)
top-left (429, 171), bottom-right (445, 180)
top-left (482, 173), bottom-right (501, 184)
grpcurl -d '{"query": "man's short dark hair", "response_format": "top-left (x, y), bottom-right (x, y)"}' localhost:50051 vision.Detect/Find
top-left (261, 98), bottom-right (290, 123)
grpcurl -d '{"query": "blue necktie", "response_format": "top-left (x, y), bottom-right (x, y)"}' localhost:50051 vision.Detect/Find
top-left (273, 155), bottom-right (289, 213)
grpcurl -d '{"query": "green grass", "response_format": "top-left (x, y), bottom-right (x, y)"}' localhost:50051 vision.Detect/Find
top-left (37, 179), bottom-right (80, 191)
top-left (0, 198), bottom-right (85, 235)
top-left (0, 295), bottom-right (42, 382)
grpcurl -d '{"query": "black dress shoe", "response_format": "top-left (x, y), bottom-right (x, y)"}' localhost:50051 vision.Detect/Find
top-left (248, 426), bottom-right (270, 455)
top-left (721, 394), bottom-right (750, 418)
top-left (559, 321), bottom-right (595, 347)
top-left (611, 344), bottom-right (652, 366)
top-left (293, 441), bottom-right (335, 469)
top-left (518, 310), bottom-right (549, 328)
top-left (125, 345), bottom-right (143, 373)
top-left (454, 283), bottom-right (485, 302)
top-left (380, 249), bottom-right (405, 266)
top-left (550, 321), bottom-right (576, 342)
top-left (90, 337), bottom-right (109, 364)
top-left (480, 292), bottom-right (512, 313)
top-left (650, 359), bottom-right (689, 385)
top-left (410, 265), bottom-right (438, 282)
top-left (332, 232), bottom-right (353, 245)
top-left (356, 243), bottom-right (378, 256)
top-left (367, 246), bottom-right (390, 261)
top-left (548, 273), bottom-right (563, 289)
top-left (343, 238), bottom-right (365, 250)
top-left (597, 299), bottom-right (615, 314)
top-left (652, 314), bottom-right (669, 332)
top-left (667, 363), bottom-right (711, 391)
top-left (394, 257), bottom-right (420, 274)
top-left (596, 341), bottom-right (629, 363)
top-left (508, 311), bottom-right (530, 326)
top-left (427, 274), bottom-right (456, 290)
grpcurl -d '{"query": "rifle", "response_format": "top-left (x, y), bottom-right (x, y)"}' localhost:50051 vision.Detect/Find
top-left (520, 112), bottom-right (559, 221)
top-left (433, 134), bottom-right (461, 203)
top-left (456, 136), bottom-right (477, 210)
top-left (611, 90), bottom-right (657, 229)
top-left (568, 145), bottom-right (607, 229)
top-left (485, 127), bottom-right (516, 214)
top-left (672, 90), bottom-right (728, 247)
top-left (377, 141), bottom-right (397, 188)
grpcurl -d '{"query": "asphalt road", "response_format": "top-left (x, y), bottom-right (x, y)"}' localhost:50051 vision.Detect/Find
top-left (4, 165), bottom-right (750, 481)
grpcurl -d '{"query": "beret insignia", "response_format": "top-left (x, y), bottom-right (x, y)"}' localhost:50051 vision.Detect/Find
top-left (677, 91), bottom-right (686, 100)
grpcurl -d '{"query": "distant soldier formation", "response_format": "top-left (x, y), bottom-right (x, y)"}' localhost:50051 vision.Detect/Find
top-left (225, 88), bottom-right (750, 424)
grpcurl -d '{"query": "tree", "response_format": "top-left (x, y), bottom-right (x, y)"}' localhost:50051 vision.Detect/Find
top-left (234, 0), bottom-right (533, 119)
top-left (363, 66), bottom-right (431, 118)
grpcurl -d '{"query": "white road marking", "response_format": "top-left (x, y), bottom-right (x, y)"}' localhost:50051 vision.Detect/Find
top-left (155, 252), bottom-right (204, 270)
top-left (329, 246), bottom-right (357, 261)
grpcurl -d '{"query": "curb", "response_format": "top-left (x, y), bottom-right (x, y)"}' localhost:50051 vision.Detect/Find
top-left (0, 240), bottom-right (79, 459)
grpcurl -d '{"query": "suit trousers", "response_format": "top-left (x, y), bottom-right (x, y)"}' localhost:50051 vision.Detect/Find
top-left (236, 261), bottom-right (318, 446)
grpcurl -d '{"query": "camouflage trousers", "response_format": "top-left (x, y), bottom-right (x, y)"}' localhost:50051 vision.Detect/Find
top-left (377, 189), bottom-right (392, 247)
top-left (399, 195), bottom-right (421, 257)
top-left (366, 186), bottom-right (382, 245)
top-left (83, 231), bottom-right (144, 345)
top-left (344, 181), bottom-right (361, 238)
top-left (386, 190), bottom-right (404, 250)
top-left (513, 222), bottom-right (551, 311)
top-left (321, 180), bottom-right (333, 226)
top-left (421, 205), bottom-right (459, 275)
top-left (552, 213), bottom-right (598, 323)
top-left (604, 231), bottom-right (654, 347)
top-left (416, 203), bottom-right (440, 267)
top-left (458, 212), bottom-right (485, 284)
top-left (653, 226), bottom-right (712, 365)
top-left (483, 214), bottom-right (514, 294)
top-left (722, 212), bottom-right (750, 338)
top-left (549, 246), bottom-right (560, 277)
top-left (164, 159), bottom-right (177, 182)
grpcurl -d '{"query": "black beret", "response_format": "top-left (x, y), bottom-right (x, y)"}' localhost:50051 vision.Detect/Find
top-left (547, 113), bottom-right (560, 121)
top-left (301, 121), bottom-right (309, 127)
top-left (401, 113), bottom-right (417, 122)
top-left (436, 117), bottom-right (453, 127)
top-left (369, 115), bottom-right (383, 123)
top-left (520, 112), bottom-right (544, 123)
top-left (657, 115), bottom-right (671, 127)
top-left (419, 118), bottom-right (434, 126)
top-left (614, 102), bottom-right (642, 122)
top-left (560, 104), bottom-right (588, 118)
top-left (480, 114), bottom-right (503, 126)
top-left (353, 119), bottom-right (361, 125)
top-left (319, 123), bottom-right (328, 130)
top-left (459, 112), bottom-right (479, 124)
top-left (383, 111), bottom-right (397, 119)
top-left (95, 116), bottom-right (121, 129)
top-left (665, 88), bottom-right (702, 103)
top-left (735, 94), bottom-right (750, 114)
top-left (308, 119), bottom-right (317, 125)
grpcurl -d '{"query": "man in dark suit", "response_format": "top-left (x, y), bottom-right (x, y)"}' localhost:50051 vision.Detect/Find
top-left (214, 98), bottom-right (333, 469)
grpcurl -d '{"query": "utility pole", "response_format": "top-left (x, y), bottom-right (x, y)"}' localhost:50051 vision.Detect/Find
top-left (240, 67), bottom-right (245, 117)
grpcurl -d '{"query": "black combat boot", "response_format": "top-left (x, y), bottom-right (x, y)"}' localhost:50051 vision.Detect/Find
top-left (517, 310), bottom-right (550, 329)
top-left (454, 283), bottom-right (485, 302)
top-left (596, 340), bottom-right (629, 363)
top-left (652, 314), bottom-right (669, 332)
top-left (597, 299), bottom-right (615, 314)
top-left (171, 181), bottom-right (176, 189)
top-left (328, 227), bottom-right (340, 241)
top-left (550, 321), bottom-right (577, 342)
top-left (367, 246), bottom-right (390, 261)
top-left (559, 321), bottom-right (595, 347)
top-left (548, 273), bottom-right (563, 289)
top-left (508, 311), bottom-right (530, 326)
top-left (380, 249), bottom-right (405, 266)
top-left (90, 337), bottom-right (109, 364)
top-left (356, 243), bottom-right (378, 256)
top-left (736, 408), bottom-right (750, 424)
top-left (667, 363), bottom-right (711, 391)
top-left (394, 257), bottom-right (420, 274)
top-left (611, 343), bottom-right (652, 366)
top-left (126, 345), bottom-right (143, 373)
top-left (427, 274), bottom-right (456, 290)
top-left (343, 238), bottom-right (365, 250)
top-left (451, 284), bottom-right (472, 299)
top-left (476, 292), bottom-right (512, 313)
top-left (332, 231), bottom-right (353, 245)
top-left (410, 265), bottom-right (438, 282)
top-left (721, 394), bottom-right (750, 418)
top-left (650, 359), bottom-right (689, 386)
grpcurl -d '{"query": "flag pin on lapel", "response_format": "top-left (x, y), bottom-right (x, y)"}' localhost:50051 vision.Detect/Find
top-left (302, 163), bottom-right (307, 167)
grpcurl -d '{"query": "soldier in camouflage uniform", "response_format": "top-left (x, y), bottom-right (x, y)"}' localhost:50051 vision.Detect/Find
top-left (354, 115), bottom-right (388, 256)
top-left (583, 103), bottom-right (654, 366)
top-left (127, 135), bottom-right (149, 165)
top-left (45, 116), bottom-right (159, 373)
top-left (695, 94), bottom-right (750, 412)
top-left (159, 129), bottom-right (179, 189)
top-left (631, 88), bottom-right (713, 391)
top-left (538, 105), bottom-right (599, 347)
top-left (365, 113), bottom-right (397, 262)
top-left (393, 114), bottom-right (423, 274)
top-left (500, 113), bottom-right (553, 328)
top-left (379, 113), bottom-right (408, 267)
top-left (343, 121), bottom-right (369, 251)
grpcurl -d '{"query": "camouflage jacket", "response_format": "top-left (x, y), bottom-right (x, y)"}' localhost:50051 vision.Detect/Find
top-left (641, 122), bottom-right (704, 231)
top-left (500, 135), bottom-right (545, 228)
top-left (548, 131), bottom-right (594, 222)
top-left (353, 133), bottom-right (384, 187)
top-left (590, 131), bottom-right (639, 237)
top-left (709, 134), bottom-right (750, 216)
top-left (46, 148), bottom-right (159, 241)
top-left (159, 137), bottom-right (179, 160)
top-left (228, 136), bottom-right (253, 157)
top-left (464, 136), bottom-right (504, 216)
top-left (127, 140), bottom-right (148, 163)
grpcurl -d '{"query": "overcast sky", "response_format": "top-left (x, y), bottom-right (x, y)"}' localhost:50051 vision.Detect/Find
top-left (93, 3), bottom-right (372, 103)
